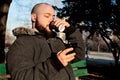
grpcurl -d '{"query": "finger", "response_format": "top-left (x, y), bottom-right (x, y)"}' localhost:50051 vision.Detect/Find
top-left (54, 18), bottom-right (65, 25)
top-left (62, 48), bottom-right (74, 55)
top-left (66, 56), bottom-right (75, 62)
top-left (66, 53), bottom-right (76, 59)
top-left (54, 18), bottom-right (70, 28)
top-left (57, 50), bottom-right (62, 55)
top-left (55, 20), bottom-right (64, 27)
top-left (65, 53), bottom-right (76, 62)
top-left (54, 18), bottom-right (61, 25)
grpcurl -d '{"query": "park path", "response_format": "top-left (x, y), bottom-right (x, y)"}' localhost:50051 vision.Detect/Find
top-left (86, 51), bottom-right (116, 66)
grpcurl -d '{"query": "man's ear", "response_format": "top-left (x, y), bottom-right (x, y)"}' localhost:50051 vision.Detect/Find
top-left (31, 13), bottom-right (36, 22)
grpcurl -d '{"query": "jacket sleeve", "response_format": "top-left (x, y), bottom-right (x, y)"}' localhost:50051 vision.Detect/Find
top-left (65, 27), bottom-right (86, 62)
top-left (6, 36), bottom-right (64, 80)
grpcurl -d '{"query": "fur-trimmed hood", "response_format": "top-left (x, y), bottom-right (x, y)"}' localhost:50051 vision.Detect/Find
top-left (12, 27), bottom-right (57, 38)
top-left (12, 27), bottom-right (36, 37)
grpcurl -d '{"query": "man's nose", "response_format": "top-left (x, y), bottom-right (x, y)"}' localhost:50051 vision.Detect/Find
top-left (51, 16), bottom-right (55, 21)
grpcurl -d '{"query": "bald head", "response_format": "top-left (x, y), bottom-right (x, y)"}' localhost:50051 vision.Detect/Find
top-left (31, 3), bottom-right (55, 32)
top-left (31, 3), bottom-right (54, 14)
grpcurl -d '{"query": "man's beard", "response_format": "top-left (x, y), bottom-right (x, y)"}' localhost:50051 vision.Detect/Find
top-left (36, 25), bottom-right (53, 38)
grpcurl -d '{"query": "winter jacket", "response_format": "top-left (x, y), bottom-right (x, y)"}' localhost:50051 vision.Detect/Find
top-left (7, 26), bottom-right (85, 80)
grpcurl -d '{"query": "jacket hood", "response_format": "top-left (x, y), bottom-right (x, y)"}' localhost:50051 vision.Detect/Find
top-left (12, 27), bottom-right (57, 38)
top-left (12, 27), bottom-right (36, 37)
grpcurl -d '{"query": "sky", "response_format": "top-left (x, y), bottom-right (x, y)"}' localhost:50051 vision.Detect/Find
top-left (6, 0), bottom-right (116, 35)
top-left (6, 0), bottom-right (64, 35)
top-left (5, 0), bottom-right (116, 44)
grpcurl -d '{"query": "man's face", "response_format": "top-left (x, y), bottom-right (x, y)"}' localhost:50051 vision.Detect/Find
top-left (35, 5), bottom-right (55, 34)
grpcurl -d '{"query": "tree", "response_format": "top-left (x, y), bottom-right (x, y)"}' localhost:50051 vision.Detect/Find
top-left (56, 0), bottom-right (120, 66)
top-left (0, 0), bottom-right (11, 63)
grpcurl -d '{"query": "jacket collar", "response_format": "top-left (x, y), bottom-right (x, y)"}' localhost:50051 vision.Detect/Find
top-left (12, 27), bottom-right (56, 38)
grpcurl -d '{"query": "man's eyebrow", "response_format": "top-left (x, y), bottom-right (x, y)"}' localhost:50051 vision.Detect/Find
top-left (44, 13), bottom-right (55, 16)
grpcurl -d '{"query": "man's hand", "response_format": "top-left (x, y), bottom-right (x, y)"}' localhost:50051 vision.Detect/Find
top-left (57, 48), bottom-right (76, 66)
top-left (53, 18), bottom-right (70, 28)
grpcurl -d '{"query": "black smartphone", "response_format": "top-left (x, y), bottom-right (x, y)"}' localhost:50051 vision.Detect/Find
top-left (65, 43), bottom-right (77, 54)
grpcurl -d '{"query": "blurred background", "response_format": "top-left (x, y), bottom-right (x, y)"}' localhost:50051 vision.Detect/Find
top-left (0, 0), bottom-right (120, 80)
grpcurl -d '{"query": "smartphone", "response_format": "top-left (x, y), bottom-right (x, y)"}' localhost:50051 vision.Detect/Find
top-left (65, 43), bottom-right (77, 54)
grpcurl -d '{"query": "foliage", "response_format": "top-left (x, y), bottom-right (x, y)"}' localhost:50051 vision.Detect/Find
top-left (56, 0), bottom-right (120, 34)
top-left (56, 0), bottom-right (120, 66)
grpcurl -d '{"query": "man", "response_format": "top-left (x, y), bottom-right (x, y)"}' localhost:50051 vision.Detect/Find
top-left (7, 3), bottom-right (85, 80)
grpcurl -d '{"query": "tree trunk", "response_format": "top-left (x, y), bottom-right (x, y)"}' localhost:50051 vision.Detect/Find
top-left (0, 0), bottom-right (11, 63)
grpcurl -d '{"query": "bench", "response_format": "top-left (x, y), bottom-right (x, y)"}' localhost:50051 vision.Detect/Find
top-left (0, 63), bottom-right (10, 80)
top-left (0, 60), bottom-right (88, 80)
top-left (71, 60), bottom-right (88, 79)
